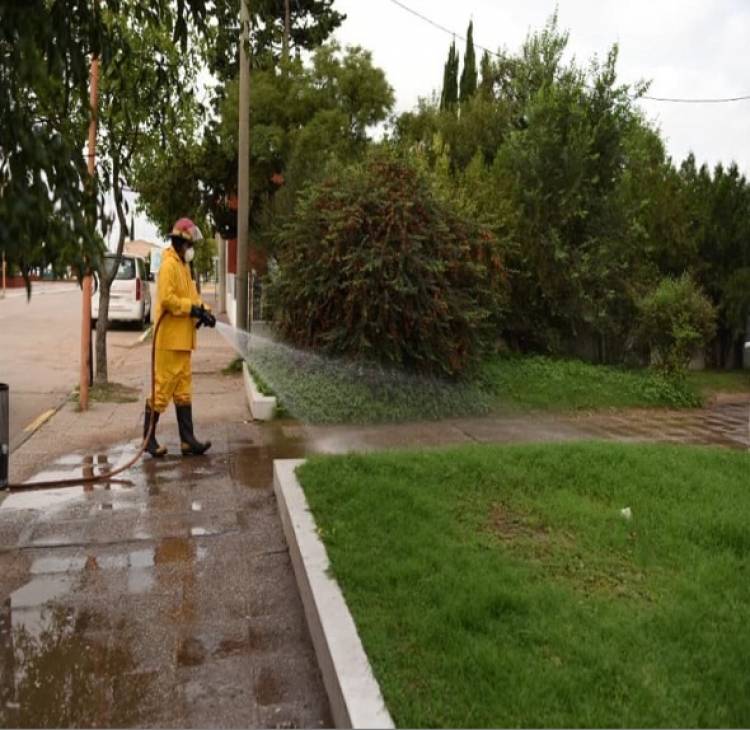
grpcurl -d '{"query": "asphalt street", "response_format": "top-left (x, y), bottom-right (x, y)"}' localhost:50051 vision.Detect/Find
top-left (0, 283), bottom-right (146, 453)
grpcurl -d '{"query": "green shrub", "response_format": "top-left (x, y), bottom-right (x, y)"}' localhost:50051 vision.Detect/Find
top-left (636, 275), bottom-right (716, 374)
top-left (269, 148), bottom-right (508, 377)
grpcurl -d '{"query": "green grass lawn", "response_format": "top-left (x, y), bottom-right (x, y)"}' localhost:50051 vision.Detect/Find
top-left (298, 442), bottom-right (750, 727)
top-left (478, 356), bottom-right (703, 410)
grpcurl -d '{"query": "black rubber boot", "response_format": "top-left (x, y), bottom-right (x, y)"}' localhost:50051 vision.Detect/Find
top-left (143, 404), bottom-right (167, 458)
top-left (175, 404), bottom-right (211, 456)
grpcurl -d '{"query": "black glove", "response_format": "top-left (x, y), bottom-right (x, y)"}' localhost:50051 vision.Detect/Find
top-left (190, 305), bottom-right (217, 329)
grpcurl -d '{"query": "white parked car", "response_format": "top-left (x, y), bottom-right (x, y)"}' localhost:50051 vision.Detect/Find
top-left (92, 254), bottom-right (152, 329)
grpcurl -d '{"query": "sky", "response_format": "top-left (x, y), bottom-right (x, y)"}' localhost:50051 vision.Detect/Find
top-left (129, 0), bottom-right (750, 245)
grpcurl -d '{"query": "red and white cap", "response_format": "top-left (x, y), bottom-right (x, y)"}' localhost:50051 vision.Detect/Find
top-left (169, 218), bottom-right (203, 243)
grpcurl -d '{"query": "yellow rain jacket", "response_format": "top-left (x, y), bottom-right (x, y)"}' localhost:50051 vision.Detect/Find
top-left (151, 247), bottom-right (206, 412)
top-left (154, 246), bottom-right (203, 351)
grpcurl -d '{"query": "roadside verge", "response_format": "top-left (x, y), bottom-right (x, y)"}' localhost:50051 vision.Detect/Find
top-left (273, 459), bottom-right (394, 729)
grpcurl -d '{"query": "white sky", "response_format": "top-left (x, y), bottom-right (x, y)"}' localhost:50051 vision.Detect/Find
top-left (131, 0), bottom-right (750, 244)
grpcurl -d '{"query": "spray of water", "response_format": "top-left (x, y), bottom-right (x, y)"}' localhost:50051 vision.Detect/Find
top-left (215, 321), bottom-right (493, 424)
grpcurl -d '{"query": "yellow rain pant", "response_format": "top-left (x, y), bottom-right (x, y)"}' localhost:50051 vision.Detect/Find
top-left (149, 349), bottom-right (192, 413)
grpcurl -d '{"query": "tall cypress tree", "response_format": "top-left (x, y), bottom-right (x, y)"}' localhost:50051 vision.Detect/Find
top-left (479, 49), bottom-right (494, 98)
top-left (460, 21), bottom-right (478, 103)
top-left (440, 40), bottom-right (459, 110)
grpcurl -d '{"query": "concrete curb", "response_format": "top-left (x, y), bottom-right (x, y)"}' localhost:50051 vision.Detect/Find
top-left (273, 460), bottom-right (395, 730)
top-left (242, 361), bottom-right (276, 421)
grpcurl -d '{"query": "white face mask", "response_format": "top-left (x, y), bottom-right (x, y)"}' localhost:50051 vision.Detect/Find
top-left (184, 246), bottom-right (195, 264)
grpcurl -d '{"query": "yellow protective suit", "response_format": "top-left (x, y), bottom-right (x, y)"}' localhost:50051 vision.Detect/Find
top-left (150, 247), bottom-right (205, 413)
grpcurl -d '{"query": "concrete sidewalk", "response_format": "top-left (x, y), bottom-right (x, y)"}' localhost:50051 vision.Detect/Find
top-left (1, 328), bottom-right (330, 728)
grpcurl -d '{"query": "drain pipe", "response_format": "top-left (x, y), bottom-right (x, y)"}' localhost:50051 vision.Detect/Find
top-left (0, 384), bottom-right (8, 489)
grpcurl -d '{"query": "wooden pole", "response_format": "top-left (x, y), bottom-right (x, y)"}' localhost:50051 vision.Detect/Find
top-left (80, 52), bottom-right (99, 411)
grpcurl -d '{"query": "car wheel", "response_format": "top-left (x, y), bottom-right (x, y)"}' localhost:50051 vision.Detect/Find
top-left (145, 304), bottom-right (151, 324)
top-left (91, 318), bottom-right (97, 330)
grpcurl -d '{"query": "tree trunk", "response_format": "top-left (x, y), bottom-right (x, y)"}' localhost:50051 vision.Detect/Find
top-left (94, 152), bottom-right (129, 386)
top-left (94, 274), bottom-right (111, 385)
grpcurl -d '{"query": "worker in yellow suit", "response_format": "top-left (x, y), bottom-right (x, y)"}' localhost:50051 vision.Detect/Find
top-left (144, 217), bottom-right (216, 458)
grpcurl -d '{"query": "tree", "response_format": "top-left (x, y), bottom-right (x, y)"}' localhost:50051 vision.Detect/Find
top-left (460, 21), bottom-right (478, 103)
top-left (684, 160), bottom-right (750, 367)
top-left (134, 43), bottom-right (394, 258)
top-left (0, 0), bottom-right (209, 286)
top-left (479, 50), bottom-right (494, 98)
top-left (398, 11), bottom-right (750, 368)
top-left (1, 1), bottom-right (99, 285)
top-left (93, 4), bottom-right (204, 384)
top-left (206, 0), bottom-right (345, 82)
top-left (440, 41), bottom-right (459, 111)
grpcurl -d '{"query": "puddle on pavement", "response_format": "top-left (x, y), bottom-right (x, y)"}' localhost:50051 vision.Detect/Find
top-left (255, 666), bottom-right (283, 706)
top-left (10, 575), bottom-right (72, 613)
top-left (30, 556), bottom-right (87, 575)
top-left (140, 457), bottom-right (225, 490)
top-left (0, 601), bottom-right (151, 727)
top-left (2, 449), bottom-right (138, 515)
top-left (189, 525), bottom-right (227, 537)
top-left (23, 540), bottom-right (208, 605)
top-left (229, 442), bottom-right (308, 489)
top-left (127, 569), bottom-right (154, 595)
top-left (177, 636), bottom-right (206, 667)
top-left (0, 487), bottom-right (86, 514)
top-left (154, 537), bottom-right (195, 565)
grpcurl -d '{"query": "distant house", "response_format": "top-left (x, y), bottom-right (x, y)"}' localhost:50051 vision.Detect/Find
top-left (124, 239), bottom-right (162, 259)
top-left (123, 240), bottom-right (164, 278)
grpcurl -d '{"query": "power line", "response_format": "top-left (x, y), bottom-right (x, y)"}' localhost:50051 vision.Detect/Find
top-left (387, 0), bottom-right (502, 59)
top-left (641, 94), bottom-right (750, 104)
top-left (386, 0), bottom-right (750, 104)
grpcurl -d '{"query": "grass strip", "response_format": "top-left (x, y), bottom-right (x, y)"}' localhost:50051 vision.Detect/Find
top-left (71, 382), bottom-right (140, 407)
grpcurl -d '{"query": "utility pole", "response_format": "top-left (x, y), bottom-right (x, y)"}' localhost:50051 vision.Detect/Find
top-left (283, 0), bottom-right (291, 64)
top-left (80, 51), bottom-right (99, 411)
top-left (236, 0), bottom-right (251, 331)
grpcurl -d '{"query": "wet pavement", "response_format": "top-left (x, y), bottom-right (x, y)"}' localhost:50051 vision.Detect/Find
top-left (575, 398), bottom-right (750, 449)
top-left (0, 422), bottom-right (330, 728)
top-left (289, 397), bottom-right (750, 455)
